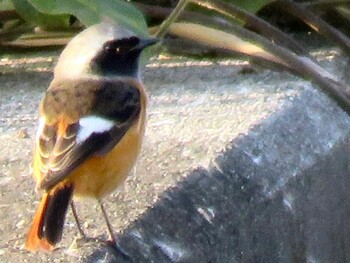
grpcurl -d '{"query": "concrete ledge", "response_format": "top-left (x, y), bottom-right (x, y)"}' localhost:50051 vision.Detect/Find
top-left (78, 85), bottom-right (350, 261)
top-left (1, 54), bottom-right (350, 262)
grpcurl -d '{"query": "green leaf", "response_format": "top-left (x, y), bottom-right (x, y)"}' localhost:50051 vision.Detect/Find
top-left (337, 6), bottom-right (350, 22)
top-left (0, 0), bottom-right (14, 11)
top-left (26, 0), bottom-right (148, 35)
top-left (12, 0), bottom-right (71, 30)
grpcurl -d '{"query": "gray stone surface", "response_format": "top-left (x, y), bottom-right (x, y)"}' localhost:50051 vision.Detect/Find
top-left (79, 87), bottom-right (350, 263)
top-left (1, 51), bottom-right (350, 262)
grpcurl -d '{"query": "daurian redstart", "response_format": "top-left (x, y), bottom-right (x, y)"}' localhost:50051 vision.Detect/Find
top-left (25, 22), bottom-right (157, 251)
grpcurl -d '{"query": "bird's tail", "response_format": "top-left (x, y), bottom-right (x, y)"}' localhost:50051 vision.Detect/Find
top-left (25, 183), bottom-right (73, 252)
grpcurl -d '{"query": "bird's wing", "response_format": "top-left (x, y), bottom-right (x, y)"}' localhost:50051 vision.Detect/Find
top-left (35, 78), bottom-right (142, 191)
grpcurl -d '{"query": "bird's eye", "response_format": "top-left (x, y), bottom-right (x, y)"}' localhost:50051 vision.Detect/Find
top-left (104, 44), bottom-right (122, 54)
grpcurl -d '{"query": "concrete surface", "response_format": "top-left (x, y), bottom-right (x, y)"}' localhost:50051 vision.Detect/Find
top-left (0, 49), bottom-right (350, 262)
top-left (87, 87), bottom-right (350, 263)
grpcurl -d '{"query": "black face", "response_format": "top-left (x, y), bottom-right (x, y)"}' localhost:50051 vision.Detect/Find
top-left (91, 36), bottom-right (142, 77)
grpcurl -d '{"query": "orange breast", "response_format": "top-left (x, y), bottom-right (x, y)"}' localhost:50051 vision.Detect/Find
top-left (33, 81), bottom-right (147, 199)
top-left (70, 83), bottom-right (147, 198)
top-left (69, 118), bottom-right (144, 198)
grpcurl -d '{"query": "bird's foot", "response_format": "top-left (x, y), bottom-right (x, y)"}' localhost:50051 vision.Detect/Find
top-left (105, 238), bottom-right (131, 261)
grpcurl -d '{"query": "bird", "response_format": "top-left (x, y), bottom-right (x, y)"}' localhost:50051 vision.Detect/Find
top-left (25, 21), bottom-right (157, 252)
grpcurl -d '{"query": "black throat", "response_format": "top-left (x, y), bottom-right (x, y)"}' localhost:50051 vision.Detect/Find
top-left (90, 37), bottom-right (142, 77)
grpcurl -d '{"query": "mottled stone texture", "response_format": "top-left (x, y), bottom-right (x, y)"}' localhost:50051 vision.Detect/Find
top-left (78, 85), bottom-right (350, 263)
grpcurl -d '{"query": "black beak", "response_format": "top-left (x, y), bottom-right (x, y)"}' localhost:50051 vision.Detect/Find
top-left (133, 38), bottom-right (159, 51)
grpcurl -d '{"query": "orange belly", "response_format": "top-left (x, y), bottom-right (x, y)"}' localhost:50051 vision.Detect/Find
top-left (33, 82), bottom-right (147, 200)
top-left (69, 121), bottom-right (144, 198)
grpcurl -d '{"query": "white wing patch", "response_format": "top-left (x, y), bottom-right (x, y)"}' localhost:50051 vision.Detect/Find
top-left (36, 117), bottom-right (46, 141)
top-left (77, 116), bottom-right (114, 144)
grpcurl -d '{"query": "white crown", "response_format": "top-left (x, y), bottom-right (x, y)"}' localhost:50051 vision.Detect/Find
top-left (54, 22), bottom-right (136, 80)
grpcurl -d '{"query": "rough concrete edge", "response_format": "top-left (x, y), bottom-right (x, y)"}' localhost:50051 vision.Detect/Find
top-left (78, 85), bottom-right (350, 262)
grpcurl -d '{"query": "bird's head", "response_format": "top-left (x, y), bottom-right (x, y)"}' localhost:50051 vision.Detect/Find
top-left (54, 22), bottom-right (157, 81)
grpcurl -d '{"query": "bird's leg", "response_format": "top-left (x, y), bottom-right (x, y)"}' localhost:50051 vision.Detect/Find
top-left (70, 201), bottom-right (87, 239)
top-left (98, 199), bottom-right (116, 245)
top-left (98, 199), bottom-right (130, 260)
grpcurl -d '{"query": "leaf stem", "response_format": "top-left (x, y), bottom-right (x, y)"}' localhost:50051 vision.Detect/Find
top-left (191, 0), bottom-right (308, 56)
top-left (274, 0), bottom-right (350, 54)
top-left (302, 0), bottom-right (350, 8)
top-left (155, 0), bottom-right (190, 38)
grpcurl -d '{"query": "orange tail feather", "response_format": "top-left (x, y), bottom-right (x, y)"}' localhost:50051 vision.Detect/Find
top-left (25, 193), bottom-right (54, 252)
top-left (25, 184), bottom-right (73, 252)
